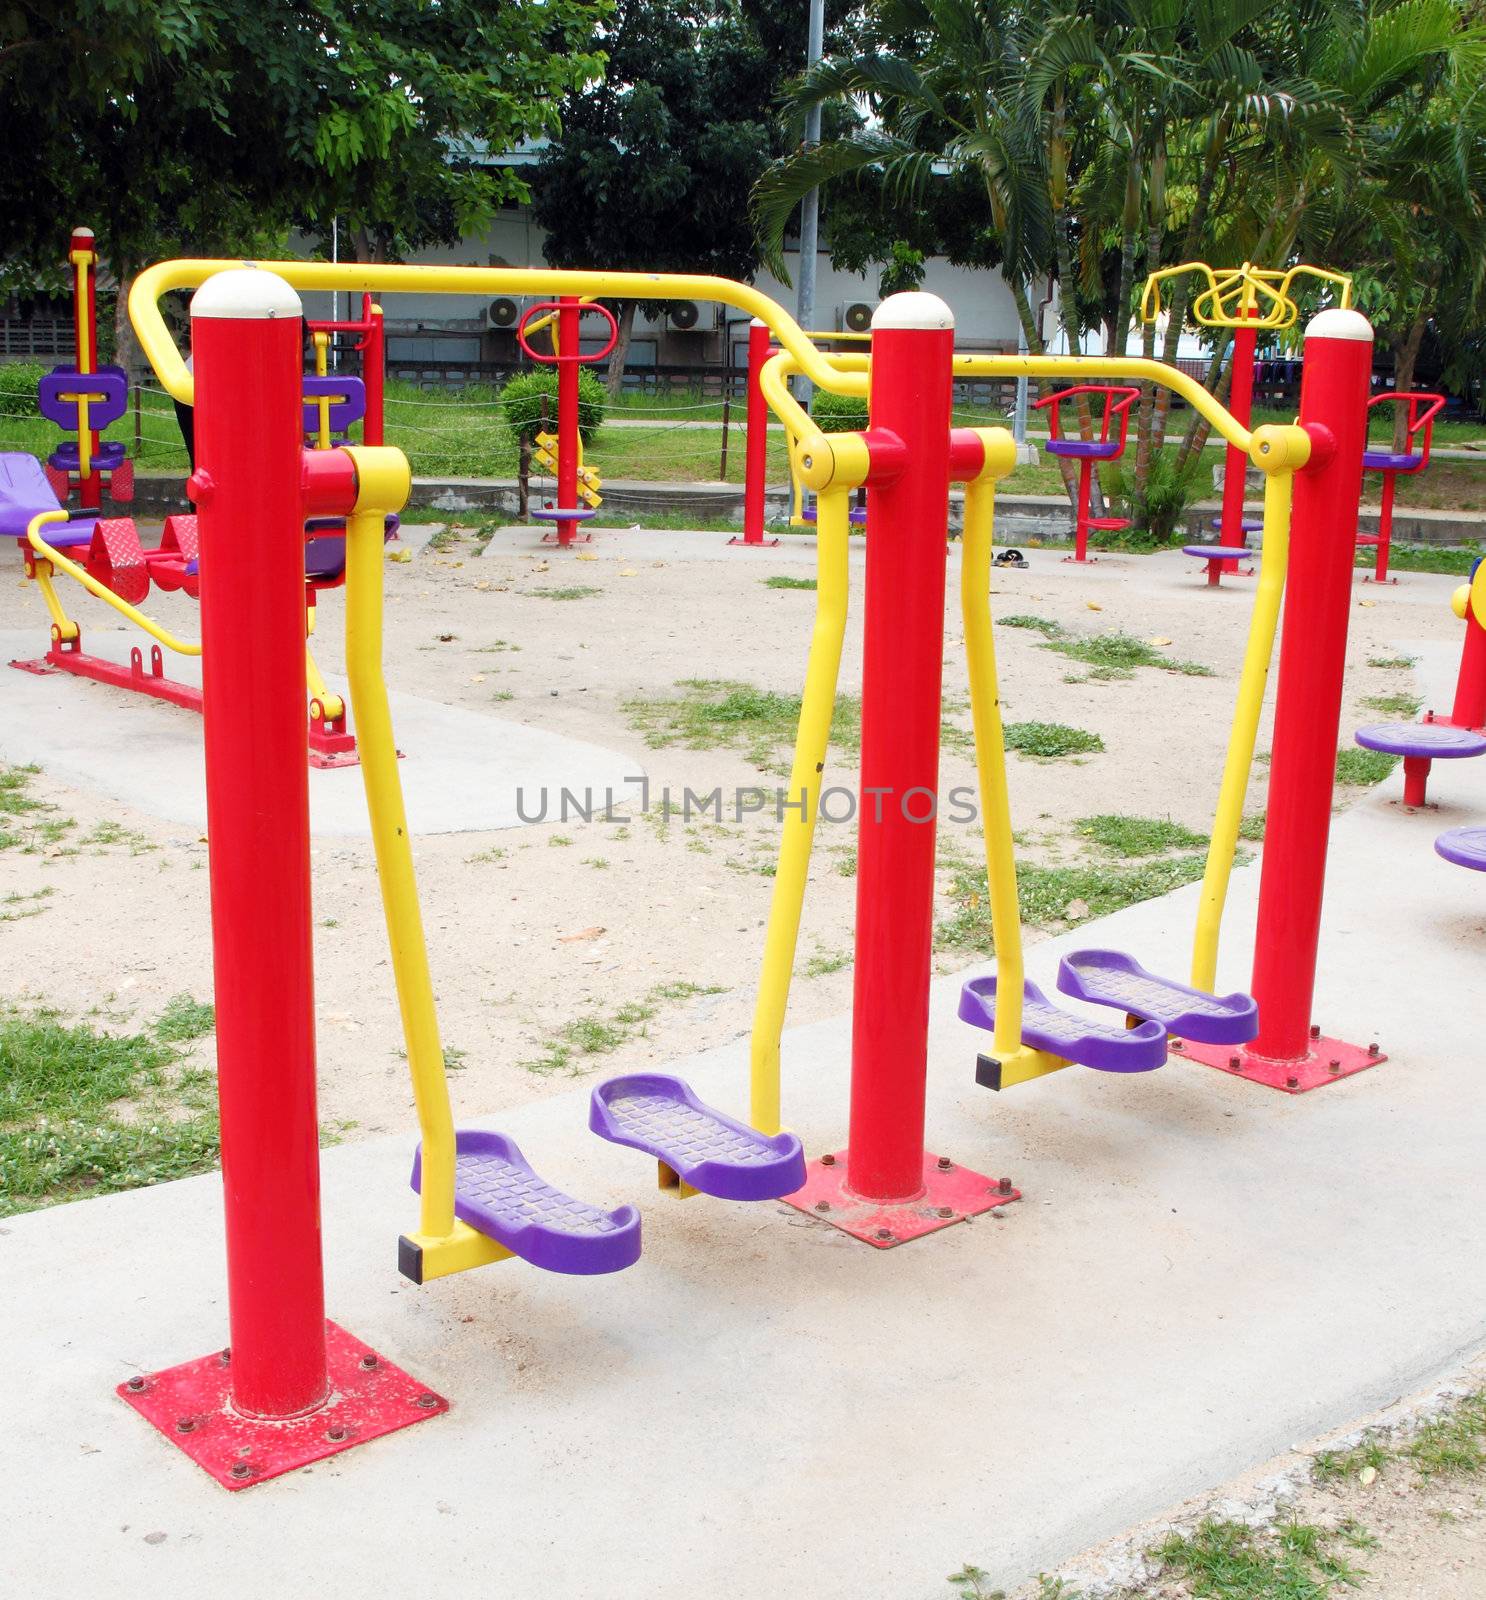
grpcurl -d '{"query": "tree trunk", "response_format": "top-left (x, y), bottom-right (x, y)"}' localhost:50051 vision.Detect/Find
top-left (1174, 330), bottom-right (1235, 474)
top-left (1391, 313), bottom-right (1429, 451)
top-left (1109, 143), bottom-right (1143, 358)
top-left (113, 273), bottom-right (139, 384)
top-left (1009, 272), bottom-right (1079, 500)
top-left (606, 301), bottom-right (635, 398)
top-left (1129, 138), bottom-right (1167, 527)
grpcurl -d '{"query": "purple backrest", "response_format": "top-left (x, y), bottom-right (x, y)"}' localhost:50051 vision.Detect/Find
top-left (302, 376), bottom-right (367, 438)
top-left (0, 451), bottom-right (65, 536)
top-left (38, 365), bottom-right (128, 432)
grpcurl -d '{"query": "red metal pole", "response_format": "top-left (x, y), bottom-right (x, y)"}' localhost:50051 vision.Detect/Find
top-left (733, 319), bottom-right (775, 547)
top-left (1247, 308), bottom-right (1375, 1074)
top-left (191, 270), bottom-right (327, 1417)
top-left (362, 296), bottom-right (385, 447)
top-left (71, 227), bottom-right (103, 512)
top-left (1374, 472), bottom-right (1396, 583)
top-left (1074, 457), bottom-right (1092, 562)
top-left (847, 295), bottom-right (955, 1202)
top-left (1220, 320), bottom-right (1258, 548)
top-left (1448, 594), bottom-right (1486, 729)
top-left (556, 296), bottom-right (580, 548)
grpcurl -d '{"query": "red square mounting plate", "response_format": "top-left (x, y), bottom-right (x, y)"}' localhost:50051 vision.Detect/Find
top-left (117, 1320), bottom-right (447, 1489)
top-left (1171, 1033), bottom-right (1384, 1093)
top-left (782, 1150), bottom-right (1019, 1246)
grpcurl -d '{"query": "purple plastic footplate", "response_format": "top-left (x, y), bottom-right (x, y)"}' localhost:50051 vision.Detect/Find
top-left (49, 440), bottom-right (127, 473)
top-left (1362, 451), bottom-right (1423, 473)
top-left (411, 1129), bottom-right (640, 1275)
top-left (959, 974), bottom-right (1168, 1073)
top-left (1435, 827), bottom-right (1486, 872)
top-left (532, 506), bottom-right (598, 522)
top-left (589, 1074), bottom-right (805, 1200)
top-left (1056, 949), bottom-right (1257, 1045)
top-left (1209, 517), bottom-right (1263, 532)
top-left (1044, 439), bottom-right (1121, 461)
top-left (1184, 544), bottom-right (1254, 562)
top-left (1355, 723), bottom-right (1486, 761)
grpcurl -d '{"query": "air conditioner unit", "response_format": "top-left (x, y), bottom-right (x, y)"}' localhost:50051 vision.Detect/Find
top-left (665, 300), bottom-right (720, 333)
top-left (486, 296), bottom-right (523, 330)
top-left (838, 301), bottom-right (876, 334)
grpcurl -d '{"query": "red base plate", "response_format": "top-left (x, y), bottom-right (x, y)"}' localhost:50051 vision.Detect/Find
top-left (1171, 1033), bottom-right (1384, 1093)
top-left (782, 1150), bottom-right (1019, 1246)
top-left (116, 1320), bottom-right (447, 1489)
top-left (726, 535), bottom-right (782, 547)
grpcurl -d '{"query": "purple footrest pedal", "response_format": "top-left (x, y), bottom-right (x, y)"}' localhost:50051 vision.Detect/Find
top-left (1056, 949), bottom-right (1257, 1044)
top-left (1436, 827), bottom-right (1486, 872)
top-left (590, 1074), bottom-right (805, 1200)
top-left (1184, 544), bottom-right (1254, 562)
top-left (1355, 723), bottom-right (1486, 761)
top-left (411, 1129), bottom-right (640, 1275)
top-left (959, 974), bottom-right (1168, 1073)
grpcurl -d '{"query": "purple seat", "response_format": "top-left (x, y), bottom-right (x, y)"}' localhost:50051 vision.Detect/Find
top-left (1435, 827), bottom-right (1486, 872)
top-left (301, 376), bottom-right (366, 437)
top-left (959, 973), bottom-right (1169, 1073)
top-left (532, 506), bottom-right (597, 523)
top-left (1184, 544), bottom-right (1255, 563)
top-left (1209, 516), bottom-right (1262, 533)
top-left (1362, 450), bottom-right (1423, 473)
top-left (589, 1074), bottom-right (805, 1200)
top-left (411, 1129), bottom-right (640, 1275)
top-left (1044, 438), bottom-right (1122, 461)
top-left (1056, 950), bottom-right (1257, 1044)
top-left (48, 439), bottom-right (128, 473)
top-left (1355, 723), bottom-right (1486, 761)
top-left (0, 451), bottom-right (97, 542)
top-left (37, 364), bottom-right (128, 432)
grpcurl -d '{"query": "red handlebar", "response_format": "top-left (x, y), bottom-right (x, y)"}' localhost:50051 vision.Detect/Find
top-left (516, 299), bottom-right (620, 366)
top-left (1032, 384), bottom-right (1141, 447)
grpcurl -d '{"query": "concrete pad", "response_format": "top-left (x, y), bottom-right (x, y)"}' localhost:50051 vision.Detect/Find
top-left (0, 629), bottom-right (643, 837)
top-left (4, 642), bottom-right (1484, 1598)
top-left (387, 519), bottom-right (442, 556)
top-left (480, 522), bottom-right (847, 563)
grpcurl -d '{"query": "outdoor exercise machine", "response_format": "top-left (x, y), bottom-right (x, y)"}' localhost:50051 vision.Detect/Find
top-left (1433, 564), bottom-right (1486, 871)
top-left (516, 296), bottom-right (614, 546)
top-left (1356, 390), bottom-right (1446, 583)
top-left (1141, 261), bottom-right (1353, 586)
top-left (7, 247), bottom-right (391, 766)
top-left (1354, 556), bottom-right (1486, 804)
top-left (38, 226), bottom-right (135, 512)
top-left (1034, 383), bottom-right (1138, 563)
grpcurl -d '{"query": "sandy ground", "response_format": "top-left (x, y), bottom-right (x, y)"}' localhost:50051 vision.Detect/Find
top-left (0, 525), bottom-right (1464, 1148)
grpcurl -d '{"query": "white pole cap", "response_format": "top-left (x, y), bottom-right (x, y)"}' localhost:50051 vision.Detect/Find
top-left (872, 291), bottom-right (954, 332)
top-left (1305, 307), bottom-right (1372, 343)
top-left (191, 267), bottom-right (302, 321)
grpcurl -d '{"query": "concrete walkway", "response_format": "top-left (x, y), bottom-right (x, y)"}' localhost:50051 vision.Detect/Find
top-left (3, 638), bottom-right (1483, 1598)
top-left (0, 629), bottom-right (643, 837)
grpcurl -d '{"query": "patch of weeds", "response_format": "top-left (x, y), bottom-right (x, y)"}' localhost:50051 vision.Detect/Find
top-left (1076, 813), bottom-right (1209, 856)
top-left (939, 855), bottom-right (1213, 949)
top-left (549, 834), bottom-right (573, 847)
top-left (1367, 654), bottom-right (1416, 670)
top-left (1336, 747), bottom-right (1398, 786)
top-left (1239, 812), bottom-right (1267, 841)
top-left (519, 981), bottom-right (726, 1075)
top-left (491, 690), bottom-right (514, 703)
top-left (764, 575), bottom-right (817, 591)
top-left (0, 764), bottom-right (75, 853)
top-left (1000, 614), bottom-right (1064, 637)
top-left (322, 917), bottom-right (340, 928)
top-left (154, 994), bottom-right (216, 1043)
top-left (1044, 630), bottom-right (1213, 678)
top-left (582, 857), bottom-right (610, 869)
top-left (530, 585), bottom-right (601, 601)
top-left (1312, 1436), bottom-right (1392, 1483)
top-left (442, 1046), bottom-right (469, 1073)
top-left (624, 678), bottom-right (861, 769)
top-left (1153, 1518), bottom-right (1364, 1598)
top-left (0, 1002), bottom-right (220, 1216)
top-left (947, 1563), bottom-right (1005, 1599)
top-left (466, 846), bottom-right (508, 864)
top-left (1003, 722), bottom-right (1104, 760)
top-left (1407, 1391), bottom-right (1486, 1479)
top-left (834, 847), bottom-right (857, 877)
top-left (83, 820), bottom-right (158, 855)
top-left (1361, 692), bottom-right (1422, 717)
top-left (472, 639), bottom-right (521, 652)
top-left (2, 887), bottom-right (55, 922)
top-left (802, 945), bottom-right (851, 978)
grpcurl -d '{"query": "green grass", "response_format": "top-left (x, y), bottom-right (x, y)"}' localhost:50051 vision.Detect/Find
top-left (1354, 543), bottom-right (1481, 575)
top-left (1336, 747), bottom-right (1399, 786)
top-left (1408, 1391), bottom-right (1486, 1479)
top-left (2, 887), bottom-right (55, 923)
top-left (530, 585), bottom-right (601, 601)
top-left (1361, 692), bottom-right (1423, 717)
top-left (520, 981), bottom-right (726, 1075)
top-left (764, 575), bottom-right (818, 591)
top-left (624, 678), bottom-right (861, 769)
top-left (1153, 1519), bottom-right (1365, 1598)
top-left (939, 854), bottom-right (1212, 949)
top-left (1239, 812), bottom-right (1267, 841)
top-left (1003, 722), bottom-right (1104, 759)
top-left (0, 764), bottom-right (75, 853)
top-left (0, 1002), bottom-right (220, 1216)
top-left (1312, 1436), bottom-right (1392, 1483)
top-left (1075, 813), bottom-right (1209, 856)
top-left (1000, 614), bottom-right (1064, 636)
top-left (1044, 629), bottom-right (1214, 679)
top-left (153, 994), bottom-right (215, 1042)
top-left (1368, 654), bottom-right (1417, 670)
top-left (801, 945), bottom-right (851, 978)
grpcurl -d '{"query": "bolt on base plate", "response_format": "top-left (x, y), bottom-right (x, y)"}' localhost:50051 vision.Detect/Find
top-left (781, 1150), bottom-right (1019, 1246)
top-left (1171, 1033), bottom-right (1384, 1093)
top-left (116, 1320), bottom-right (447, 1490)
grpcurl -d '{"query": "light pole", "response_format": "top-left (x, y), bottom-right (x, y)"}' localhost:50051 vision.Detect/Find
top-left (796, 0), bottom-right (825, 405)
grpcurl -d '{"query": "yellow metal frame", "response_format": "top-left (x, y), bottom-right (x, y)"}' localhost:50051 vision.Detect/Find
top-left (1141, 260), bottom-right (1354, 332)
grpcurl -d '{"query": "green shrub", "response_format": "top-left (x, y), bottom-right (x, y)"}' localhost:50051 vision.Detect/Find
top-left (0, 361), bottom-right (45, 419)
top-left (810, 389), bottom-right (869, 434)
top-left (500, 369), bottom-right (606, 444)
top-left (1105, 448), bottom-right (1203, 544)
